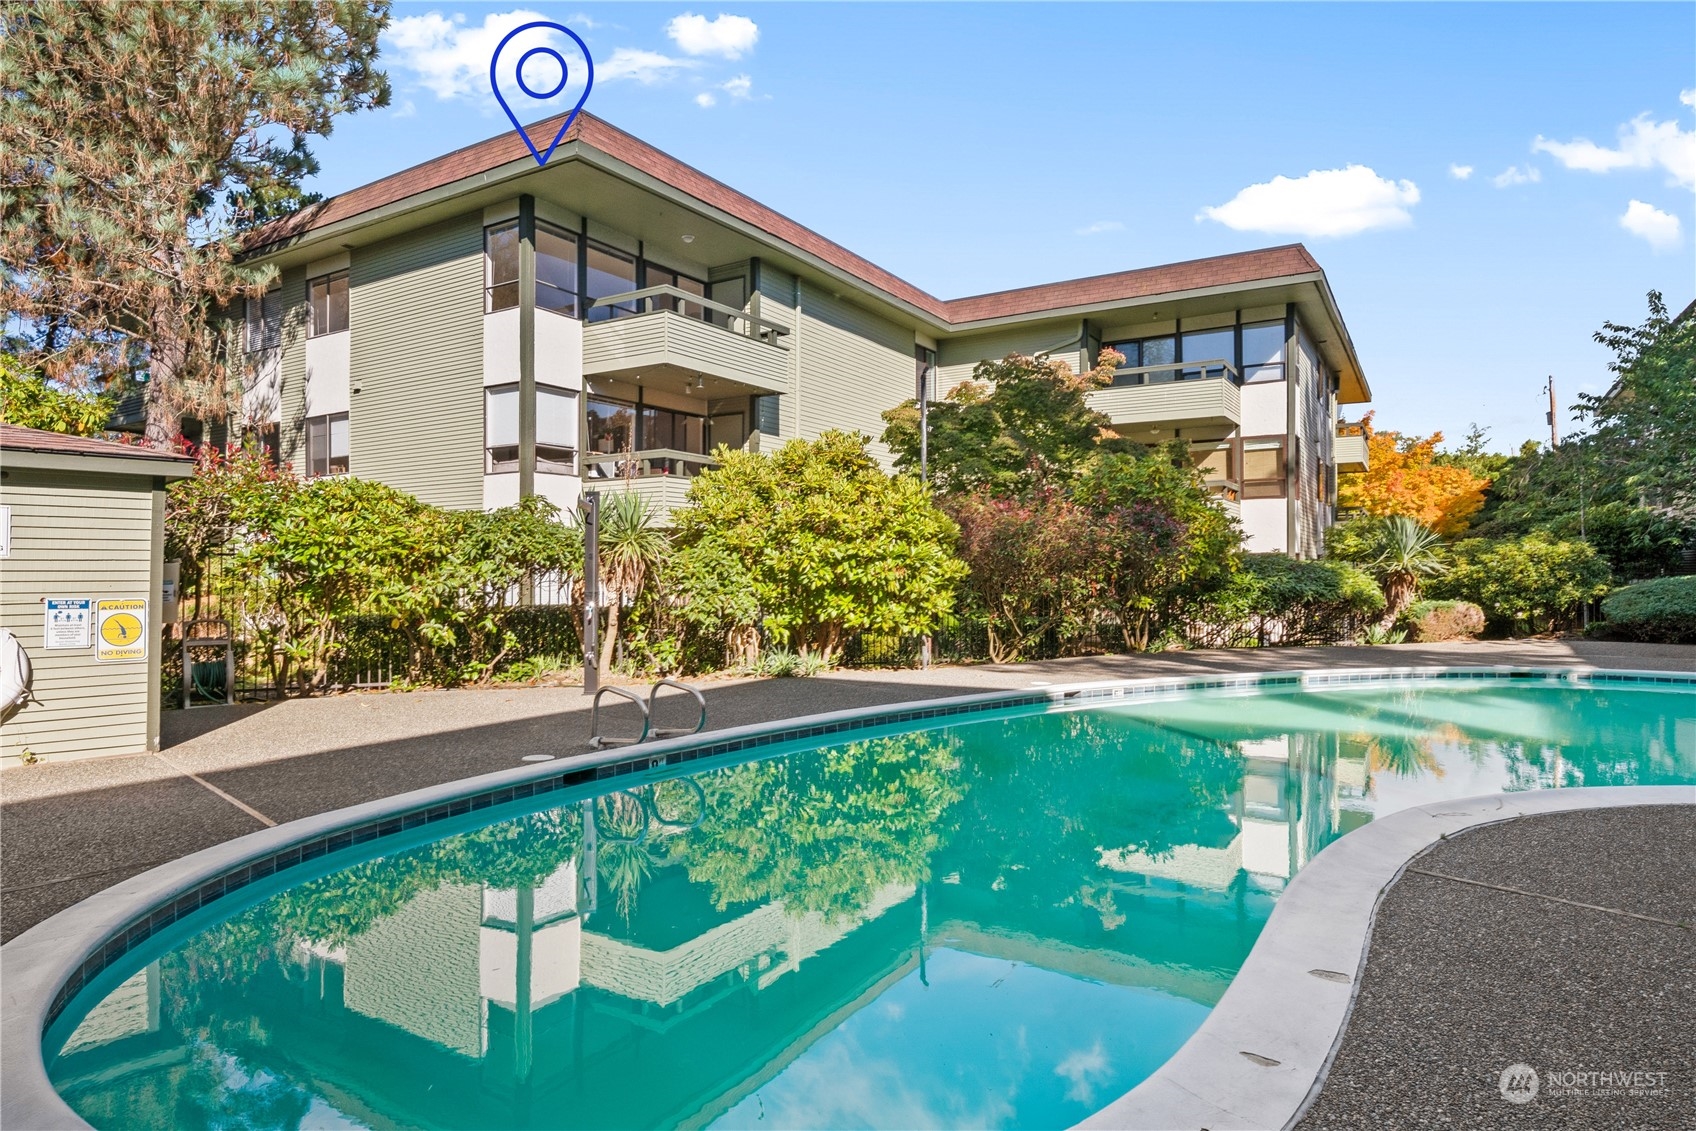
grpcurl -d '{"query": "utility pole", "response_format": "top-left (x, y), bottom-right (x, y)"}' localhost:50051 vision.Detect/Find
top-left (1545, 376), bottom-right (1559, 449)
top-left (581, 492), bottom-right (599, 697)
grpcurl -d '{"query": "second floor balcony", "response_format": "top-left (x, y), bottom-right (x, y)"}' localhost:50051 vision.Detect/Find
top-left (582, 286), bottom-right (791, 398)
top-left (1335, 421), bottom-right (1370, 473)
top-left (1088, 360), bottom-right (1242, 435)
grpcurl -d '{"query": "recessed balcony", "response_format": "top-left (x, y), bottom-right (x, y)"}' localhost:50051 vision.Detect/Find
top-left (1088, 360), bottom-right (1242, 438)
top-left (584, 448), bottom-right (716, 521)
top-left (582, 286), bottom-right (791, 398)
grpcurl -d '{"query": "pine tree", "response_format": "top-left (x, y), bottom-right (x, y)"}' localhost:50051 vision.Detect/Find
top-left (0, 1), bottom-right (390, 448)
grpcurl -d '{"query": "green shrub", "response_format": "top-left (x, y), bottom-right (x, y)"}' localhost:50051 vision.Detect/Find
top-left (1430, 535), bottom-right (1611, 634)
top-left (1399, 599), bottom-right (1485, 642)
top-left (1594, 576), bottom-right (1696, 644)
top-left (1547, 503), bottom-right (1693, 582)
top-left (1185, 555), bottom-right (1383, 647)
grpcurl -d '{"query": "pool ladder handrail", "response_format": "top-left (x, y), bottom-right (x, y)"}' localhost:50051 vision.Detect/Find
top-left (587, 678), bottom-right (708, 750)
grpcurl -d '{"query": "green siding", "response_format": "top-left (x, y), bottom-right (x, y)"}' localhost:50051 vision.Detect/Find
top-left (936, 324), bottom-right (1086, 395)
top-left (349, 214), bottom-right (485, 510)
top-left (278, 264), bottom-right (309, 464)
top-left (792, 286), bottom-right (913, 463)
top-left (0, 469), bottom-right (158, 763)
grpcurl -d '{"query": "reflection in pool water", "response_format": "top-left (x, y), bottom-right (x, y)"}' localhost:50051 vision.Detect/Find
top-left (47, 681), bottom-right (1696, 1130)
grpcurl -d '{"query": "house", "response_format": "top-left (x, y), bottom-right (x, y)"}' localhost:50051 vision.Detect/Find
top-left (237, 112), bottom-right (1370, 556)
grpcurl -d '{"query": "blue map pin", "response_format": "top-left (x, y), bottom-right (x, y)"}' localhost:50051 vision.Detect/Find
top-left (490, 21), bottom-right (594, 167)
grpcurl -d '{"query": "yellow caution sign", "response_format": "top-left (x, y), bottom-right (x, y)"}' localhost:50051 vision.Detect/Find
top-left (96, 599), bottom-right (148, 663)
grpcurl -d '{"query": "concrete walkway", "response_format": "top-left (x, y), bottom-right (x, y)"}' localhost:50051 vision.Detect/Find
top-left (2, 638), bottom-right (1690, 942)
top-left (1299, 804), bottom-right (1695, 1130)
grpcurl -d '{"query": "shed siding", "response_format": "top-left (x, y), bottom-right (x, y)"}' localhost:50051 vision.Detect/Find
top-left (0, 469), bottom-right (157, 762)
top-left (349, 214), bottom-right (485, 510)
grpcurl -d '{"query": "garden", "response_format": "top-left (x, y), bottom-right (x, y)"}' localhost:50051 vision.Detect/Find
top-left (134, 291), bottom-right (1693, 702)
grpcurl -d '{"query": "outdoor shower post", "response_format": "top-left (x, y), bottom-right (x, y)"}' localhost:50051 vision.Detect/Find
top-left (582, 491), bottom-right (599, 697)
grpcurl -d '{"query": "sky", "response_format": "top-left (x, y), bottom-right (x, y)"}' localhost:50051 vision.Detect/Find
top-left (300, 2), bottom-right (1696, 452)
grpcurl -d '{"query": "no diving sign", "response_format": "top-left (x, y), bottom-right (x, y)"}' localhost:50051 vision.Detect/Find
top-left (96, 599), bottom-right (148, 663)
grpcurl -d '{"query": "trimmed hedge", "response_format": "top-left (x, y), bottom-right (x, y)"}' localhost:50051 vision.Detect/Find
top-left (1592, 576), bottom-right (1696, 644)
top-left (1399, 599), bottom-right (1485, 642)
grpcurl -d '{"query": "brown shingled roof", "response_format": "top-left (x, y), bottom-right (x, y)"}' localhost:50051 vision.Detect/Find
top-left (0, 423), bottom-right (195, 463)
top-left (249, 113), bottom-right (1326, 326)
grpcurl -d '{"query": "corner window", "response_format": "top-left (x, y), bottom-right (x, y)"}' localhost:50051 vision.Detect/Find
top-left (485, 220), bottom-right (581, 316)
top-left (915, 345), bottom-right (937, 401)
top-left (646, 263), bottom-right (709, 320)
top-left (1107, 335), bottom-right (1175, 385)
top-left (485, 385), bottom-right (579, 473)
top-left (245, 289), bottom-right (280, 353)
top-left (1179, 328), bottom-right (1235, 381)
top-left (308, 271), bottom-right (349, 337)
top-left (305, 413), bottom-right (349, 478)
top-left (585, 241), bottom-right (638, 322)
top-left (1242, 438), bottom-right (1286, 499)
top-left (1242, 322), bottom-right (1286, 382)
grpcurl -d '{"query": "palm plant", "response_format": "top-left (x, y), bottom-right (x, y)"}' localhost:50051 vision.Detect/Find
top-left (592, 492), bottom-right (668, 672)
top-left (1370, 516), bottom-right (1447, 629)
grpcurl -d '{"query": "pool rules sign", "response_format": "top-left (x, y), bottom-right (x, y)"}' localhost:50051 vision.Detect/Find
top-left (96, 599), bottom-right (148, 663)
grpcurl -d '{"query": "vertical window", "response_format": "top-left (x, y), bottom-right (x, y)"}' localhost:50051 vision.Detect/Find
top-left (1179, 328), bottom-right (1235, 380)
top-left (1108, 335), bottom-right (1176, 385)
top-left (1242, 322), bottom-right (1286, 382)
top-left (585, 241), bottom-right (637, 321)
top-left (708, 411), bottom-right (746, 452)
top-left (485, 385), bottom-right (579, 473)
top-left (485, 221), bottom-right (519, 312)
top-left (245, 289), bottom-right (280, 353)
top-left (587, 397), bottom-right (635, 459)
top-left (305, 413), bottom-right (349, 477)
top-left (1241, 438), bottom-right (1286, 499)
top-left (707, 276), bottom-right (747, 330)
top-left (640, 404), bottom-right (707, 453)
top-left (915, 345), bottom-right (936, 402)
top-left (307, 271), bottom-right (349, 337)
top-left (536, 225), bottom-right (579, 316)
top-left (646, 263), bottom-right (708, 319)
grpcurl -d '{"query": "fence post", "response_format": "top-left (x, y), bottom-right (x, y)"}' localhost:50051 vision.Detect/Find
top-left (582, 491), bottom-right (599, 697)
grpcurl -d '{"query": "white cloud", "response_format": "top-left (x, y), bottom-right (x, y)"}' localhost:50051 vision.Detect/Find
top-left (721, 73), bottom-right (753, 100)
top-left (1683, 89), bottom-right (1695, 109)
top-left (666, 13), bottom-right (759, 58)
top-left (1491, 164), bottom-right (1541, 188)
top-left (695, 91), bottom-right (716, 108)
top-left (1075, 220), bottom-right (1125, 235)
top-left (599, 47), bottom-right (692, 84)
top-left (385, 9), bottom-right (553, 100)
top-left (1619, 200), bottom-right (1682, 250)
top-left (1197, 165), bottom-right (1419, 237)
top-left (1533, 111), bottom-right (1696, 189)
top-left (392, 98), bottom-right (417, 119)
top-left (1448, 163), bottom-right (1474, 180)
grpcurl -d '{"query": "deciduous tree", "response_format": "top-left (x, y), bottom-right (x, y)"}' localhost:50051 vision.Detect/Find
top-left (1337, 413), bottom-right (1489, 535)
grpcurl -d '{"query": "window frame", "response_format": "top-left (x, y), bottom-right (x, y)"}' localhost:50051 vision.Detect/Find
top-left (245, 288), bottom-right (280, 354)
top-left (306, 270), bottom-right (350, 338)
top-left (304, 412), bottom-right (350, 478)
top-left (1240, 435), bottom-right (1287, 499)
top-left (484, 383), bottom-right (579, 474)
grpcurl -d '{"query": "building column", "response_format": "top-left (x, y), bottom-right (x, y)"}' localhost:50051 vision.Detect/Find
top-left (518, 194), bottom-right (537, 499)
top-left (1284, 307), bottom-right (1299, 557)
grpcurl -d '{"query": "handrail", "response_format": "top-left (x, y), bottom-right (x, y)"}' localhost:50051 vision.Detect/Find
top-left (1337, 421), bottom-right (1368, 437)
top-left (584, 448), bottom-right (718, 479)
top-left (648, 677), bottom-right (708, 740)
top-left (588, 684), bottom-right (650, 749)
top-left (1110, 358), bottom-right (1242, 386)
top-left (589, 284), bottom-right (792, 346)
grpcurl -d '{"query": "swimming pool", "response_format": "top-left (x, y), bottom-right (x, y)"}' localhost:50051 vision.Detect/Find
top-left (35, 670), bottom-right (1696, 1129)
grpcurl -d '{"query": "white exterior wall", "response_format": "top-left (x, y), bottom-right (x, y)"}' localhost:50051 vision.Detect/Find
top-left (482, 306), bottom-right (585, 513)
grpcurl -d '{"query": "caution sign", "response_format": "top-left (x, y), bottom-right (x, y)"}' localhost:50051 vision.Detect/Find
top-left (96, 599), bottom-right (148, 663)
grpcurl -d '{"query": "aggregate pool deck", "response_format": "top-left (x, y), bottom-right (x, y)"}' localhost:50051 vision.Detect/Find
top-left (3, 637), bottom-right (1692, 1125)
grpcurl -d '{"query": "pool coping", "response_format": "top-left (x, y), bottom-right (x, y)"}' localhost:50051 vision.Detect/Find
top-left (1076, 784), bottom-right (1696, 1131)
top-left (4, 664), bottom-right (1693, 1129)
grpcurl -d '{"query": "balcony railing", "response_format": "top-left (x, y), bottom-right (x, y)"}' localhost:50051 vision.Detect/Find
top-left (589, 285), bottom-right (791, 348)
top-left (1110, 359), bottom-right (1242, 387)
top-left (584, 447), bottom-right (718, 481)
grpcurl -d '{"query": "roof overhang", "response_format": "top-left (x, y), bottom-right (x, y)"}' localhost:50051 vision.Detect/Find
top-left (1, 448), bottom-right (196, 481)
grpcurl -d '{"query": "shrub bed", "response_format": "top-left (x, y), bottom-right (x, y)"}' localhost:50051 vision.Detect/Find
top-left (1592, 576), bottom-right (1696, 644)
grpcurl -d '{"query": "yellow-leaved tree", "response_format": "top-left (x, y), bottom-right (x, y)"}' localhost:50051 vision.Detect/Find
top-left (1338, 413), bottom-right (1489, 536)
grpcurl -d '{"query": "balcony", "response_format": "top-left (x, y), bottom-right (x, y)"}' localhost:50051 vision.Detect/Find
top-left (583, 286), bottom-right (791, 398)
top-left (584, 448), bottom-right (716, 521)
top-left (1336, 421), bottom-right (1370, 472)
top-left (1088, 360), bottom-right (1241, 437)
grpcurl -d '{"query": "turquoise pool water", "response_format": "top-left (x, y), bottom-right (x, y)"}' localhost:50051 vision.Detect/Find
top-left (45, 678), bottom-right (1696, 1130)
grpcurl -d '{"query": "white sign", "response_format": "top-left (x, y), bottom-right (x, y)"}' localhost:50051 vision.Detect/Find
top-left (96, 599), bottom-right (148, 663)
top-left (44, 598), bottom-right (92, 649)
top-left (0, 504), bottom-right (10, 557)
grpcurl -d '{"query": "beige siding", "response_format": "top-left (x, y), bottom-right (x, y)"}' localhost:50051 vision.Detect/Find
top-left (936, 325), bottom-right (1086, 396)
top-left (1087, 379), bottom-right (1242, 430)
top-left (582, 312), bottom-right (789, 392)
top-left (0, 469), bottom-right (157, 763)
top-left (349, 214), bottom-right (485, 510)
top-left (790, 286), bottom-right (913, 463)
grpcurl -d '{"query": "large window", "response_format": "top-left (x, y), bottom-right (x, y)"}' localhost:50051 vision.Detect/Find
top-left (1188, 441), bottom-right (1236, 483)
top-left (1106, 335), bottom-right (1175, 385)
top-left (1179, 328), bottom-right (1234, 381)
top-left (308, 271), bottom-right (349, 337)
top-left (485, 384), bottom-right (578, 473)
top-left (1242, 321), bottom-right (1286, 383)
top-left (305, 413), bottom-right (349, 478)
top-left (585, 241), bottom-right (638, 322)
top-left (485, 220), bottom-right (580, 315)
top-left (587, 397), bottom-right (635, 456)
top-left (1242, 437), bottom-right (1286, 499)
top-left (245, 289), bottom-right (280, 353)
top-left (641, 404), bottom-right (706, 453)
top-left (646, 262), bottom-right (709, 319)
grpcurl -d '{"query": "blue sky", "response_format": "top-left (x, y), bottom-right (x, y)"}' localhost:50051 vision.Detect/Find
top-left (303, 2), bottom-right (1696, 451)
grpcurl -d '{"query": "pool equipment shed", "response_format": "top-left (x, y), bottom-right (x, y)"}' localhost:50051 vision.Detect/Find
top-left (0, 425), bottom-right (195, 765)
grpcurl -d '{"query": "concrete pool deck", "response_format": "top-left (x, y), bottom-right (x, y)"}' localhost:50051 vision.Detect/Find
top-left (2, 637), bottom-right (1692, 1125)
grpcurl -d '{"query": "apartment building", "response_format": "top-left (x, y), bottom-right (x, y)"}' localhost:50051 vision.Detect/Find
top-left (240, 112), bottom-right (1370, 556)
